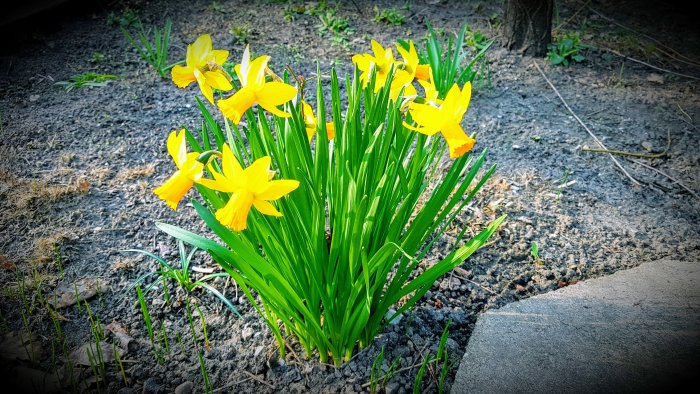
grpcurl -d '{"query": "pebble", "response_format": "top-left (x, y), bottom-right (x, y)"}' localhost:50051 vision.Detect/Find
top-left (141, 377), bottom-right (163, 394)
top-left (174, 381), bottom-right (194, 394)
top-left (515, 284), bottom-right (527, 293)
top-left (241, 326), bottom-right (254, 341)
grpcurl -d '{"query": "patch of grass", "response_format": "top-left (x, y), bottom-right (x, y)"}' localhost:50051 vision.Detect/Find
top-left (230, 24), bottom-right (254, 44)
top-left (55, 72), bottom-right (117, 92)
top-left (547, 33), bottom-right (587, 66)
top-left (317, 9), bottom-right (352, 48)
top-left (373, 6), bottom-right (405, 26)
top-left (530, 241), bottom-right (543, 265)
top-left (121, 19), bottom-right (175, 78)
top-left (90, 52), bottom-right (106, 64)
top-left (283, 1), bottom-right (326, 22)
top-left (114, 164), bottom-right (156, 181)
top-left (209, 0), bottom-right (228, 14)
top-left (106, 7), bottom-right (138, 28)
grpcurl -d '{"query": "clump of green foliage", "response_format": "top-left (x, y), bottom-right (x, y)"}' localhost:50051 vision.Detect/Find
top-left (106, 7), bottom-right (139, 28)
top-left (121, 19), bottom-right (175, 78)
top-left (547, 33), bottom-right (586, 66)
top-left (56, 72), bottom-right (117, 92)
top-left (373, 6), bottom-right (405, 26)
top-left (230, 24), bottom-right (254, 44)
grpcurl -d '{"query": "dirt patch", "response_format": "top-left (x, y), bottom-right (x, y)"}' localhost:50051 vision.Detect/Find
top-left (0, 0), bottom-right (698, 393)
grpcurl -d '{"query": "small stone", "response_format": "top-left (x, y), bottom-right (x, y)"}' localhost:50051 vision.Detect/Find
top-left (385, 381), bottom-right (401, 394)
top-left (174, 381), bottom-right (194, 394)
top-left (254, 345), bottom-right (264, 357)
top-left (515, 284), bottom-right (527, 293)
top-left (241, 326), bottom-right (254, 341)
top-left (141, 377), bottom-right (162, 394)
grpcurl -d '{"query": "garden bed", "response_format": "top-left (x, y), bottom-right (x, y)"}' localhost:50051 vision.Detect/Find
top-left (1, 0), bottom-right (698, 393)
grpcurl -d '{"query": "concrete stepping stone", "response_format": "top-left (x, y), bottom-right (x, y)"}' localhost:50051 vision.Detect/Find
top-left (452, 259), bottom-right (699, 393)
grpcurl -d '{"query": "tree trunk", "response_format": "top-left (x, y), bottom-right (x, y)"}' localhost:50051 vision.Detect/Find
top-left (501, 0), bottom-right (554, 57)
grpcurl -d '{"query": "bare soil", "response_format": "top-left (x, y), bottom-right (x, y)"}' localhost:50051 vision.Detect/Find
top-left (1, 0), bottom-right (698, 393)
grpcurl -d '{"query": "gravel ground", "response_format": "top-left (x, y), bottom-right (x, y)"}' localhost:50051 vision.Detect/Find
top-left (1, 0), bottom-right (698, 393)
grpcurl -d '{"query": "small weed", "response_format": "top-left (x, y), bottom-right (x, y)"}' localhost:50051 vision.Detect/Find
top-left (373, 6), bottom-right (405, 26)
top-left (55, 72), bottom-right (117, 92)
top-left (465, 27), bottom-right (490, 52)
top-left (106, 7), bottom-right (138, 28)
top-left (209, 0), bottom-right (227, 14)
top-left (435, 321), bottom-right (455, 393)
top-left (547, 33), bottom-right (587, 66)
top-left (530, 241), bottom-right (543, 265)
top-left (123, 240), bottom-right (240, 316)
top-left (90, 52), bottom-right (106, 63)
top-left (556, 169), bottom-right (572, 202)
top-left (121, 19), bottom-right (175, 78)
top-left (317, 8), bottom-right (352, 47)
top-left (230, 24), bottom-right (253, 44)
top-left (283, 1), bottom-right (326, 22)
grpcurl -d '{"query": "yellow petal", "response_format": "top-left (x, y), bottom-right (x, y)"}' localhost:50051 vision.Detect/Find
top-left (189, 34), bottom-right (213, 67)
top-left (239, 45), bottom-right (251, 83)
top-left (246, 55), bottom-right (271, 89)
top-left (415, 64), bottom-right (431, 81)
top-left (154, 170), bottom-right (194, 210)
top-left (371, 39), bottom-right (386, 59)
top-left (441, 83), bottom-right (463, 120)
top-left (166, 130), bottom-right (187, 168)
top-left (257, 179), bottom-right (300, 201)
top-left (408, 103), bottom-right (442, 130)
top-left (215, 190), bottom-right (254, 231)
top-left (403, 121), bottom-right (440, 136)
top-left (212, 49), bottom-right (229, 65)
top-left (244, 156), bottom-right (272, 193)
top-left (441, 123), bottom-right (476, 159)
top-left (204, 70), bottom-right (233, 91)
top-left (253, 200), bottom-right (282, 217)
top-left (194, 69), bottom-right (214, 104)
top-left (221, 144), bottom-right (244, 181)
top-left (257, 82), bottom-right (297, 118)
top-left (325, 122), bottom-right (336, 140)
top-left (171, 65), bottom-right (195, 88)
top-left (218, 87), bottom-right (256, 124)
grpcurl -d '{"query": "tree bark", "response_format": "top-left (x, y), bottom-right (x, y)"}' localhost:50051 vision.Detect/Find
top-left (501, 0), bottom-right (554, 57)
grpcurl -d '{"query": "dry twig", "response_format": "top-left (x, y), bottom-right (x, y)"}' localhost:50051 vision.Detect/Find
top-left (582, 129), bottom-right (671, 159)
top-left (628, 159), bottom-right (700, 200)
top-left (601, 47), bottom-right (700, 82)
top-left (532, 61), bottom-right (641, 185)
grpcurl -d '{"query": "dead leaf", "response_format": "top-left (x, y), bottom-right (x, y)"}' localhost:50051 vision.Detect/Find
top-left (646, 73), bottom-right (664, 84)
top-left (49, 278), bottom-right (100, 309)
top-left (0, 331), bottom-right (43, 361)
top-left (0, 255), bottom-right (16, 271)
top-left (105, 320), bottom-right (138, 353)
top-left (69, 341), bottom-right (122, 366)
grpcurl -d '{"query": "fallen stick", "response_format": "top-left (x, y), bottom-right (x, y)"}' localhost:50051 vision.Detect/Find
top-left (532, 61), bottom-right (641, 185)
top-left (582, 128), bottom-right (671, 159)
top-left (628, 159), bottom-right (700, 200)
top-left (601, 47), bottom-right (700, 82)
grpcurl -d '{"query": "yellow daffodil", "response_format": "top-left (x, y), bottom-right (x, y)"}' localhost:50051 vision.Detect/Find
top-left (154, 130), bottom-right (204, 210)
top-left (403, 82), bottom-right (476, 159)
top-left (302, 101), bottom-right (335, 141)
top-left (390, 41), bottom-right (435, 100)
top-left (352, 40), bottom-right (396, 92)
top-left (197, 145), bottom-right (299, 231)
top-left (171, 34), bottom-right (232, 105)
top-left (217, 46), bottom-right (297, 124)
top-left (396, 40), bottom-right (431, 82)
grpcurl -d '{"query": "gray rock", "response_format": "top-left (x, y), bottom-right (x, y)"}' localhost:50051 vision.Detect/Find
top-left (141, 377), bottom-right (162, 394)
top-left (452, 259), bottom-right (700, 394)
top-left (174, 381), bottom-right (194, 394)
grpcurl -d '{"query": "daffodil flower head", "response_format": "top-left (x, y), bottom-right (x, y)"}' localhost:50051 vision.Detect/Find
top-left (352, 40), bottom-right (397, 92)
top-left (217, 45), bottom-right (298, 125)
top-left (403, 82), bottom-right (476, 159)
top-left (171, 34), bottom-right (233, 105)
top-left (154, 129), bottom-right (204, 210)
top-left (197, 145), bottom-right (299, 231)
top-left (395, 40), bottom-right (431, 82)
top-left (302, 101), bottom-right (335, 141)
